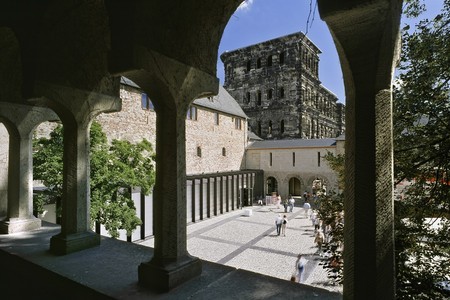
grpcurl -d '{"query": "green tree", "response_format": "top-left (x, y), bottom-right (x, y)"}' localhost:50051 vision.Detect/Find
top-left (393, 0), bottom-right (450, 298)
top-left (33, 121), bottom-right (156, 239)
top-left (317, 152), bottom-right (345, 284)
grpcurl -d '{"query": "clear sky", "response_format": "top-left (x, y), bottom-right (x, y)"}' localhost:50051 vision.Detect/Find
top-left (216, 0), bottom-right (444, 104)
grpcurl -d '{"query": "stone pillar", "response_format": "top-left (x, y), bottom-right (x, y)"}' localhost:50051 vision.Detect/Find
top-left (133, 50), bottom-right (218, 291)
top-left (318, 1), bottom-right (402, 299)
top-left (32, 82), bottom-right (121, 255)
top-left (0, 103), bottom-right (58, 234)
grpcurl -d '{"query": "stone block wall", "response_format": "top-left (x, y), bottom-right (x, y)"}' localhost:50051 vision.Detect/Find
top-left (221, 32), bottom-right (345, 140)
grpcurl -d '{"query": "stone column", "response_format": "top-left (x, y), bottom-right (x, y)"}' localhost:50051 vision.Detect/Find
top-left (318, 1), bottom-right (402, 299)
top-left (0, 103), bottom-right (58, 234)
top-left (32, 82), bottom-right (121, 255)
top-left (133, 49), bottom-right (218, 291)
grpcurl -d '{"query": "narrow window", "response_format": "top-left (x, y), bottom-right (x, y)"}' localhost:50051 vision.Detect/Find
top-left (279, 52), bottom-right (285, 65)
top-left (222, 147), bottom-right (226, 156)
top-left (267, 89), bottom-right (273, 100)
top-left (187, 106), bottom-right (197, 120)
top-left (141, 93), bottom-right (154, 110)
top-left (267, 55), bottom-right (273, 67)
top-left (293, 152), bottom-right (296, 167)
top-left (257, 91), bottom-right (262, 106)
top-left (279, 87), bottom-right (285, 98)
top-left (214, 112), bottom-right (219, 125)
top-left (318, 152), bottom-right (321, 167)
top-left (246, 92), bottom-right (251, 104)
top-left (235, 118), bottom-right (242, 130)
top-left (246, 60), bottom-right (251, 72)
top-left (256, 58), bottom-right (261, 68)
top-left (280, 120), bottom-right (285, 133)
top-left (257, 121), bottom-right (262, 136)
top-left (270, 152), bottom-right (273, 167)
top-left (197, 146), bottom-right (202, 157)
top-left (268, 121), bottom-right (272, 135)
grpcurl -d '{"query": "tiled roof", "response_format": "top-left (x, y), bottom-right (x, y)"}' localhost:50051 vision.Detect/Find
top-left (193, 86), bottom-right (248, 119)
top-left (120, 77), bottom-right (247, 119)
top-left (247, 138), bottom-right (337, 149)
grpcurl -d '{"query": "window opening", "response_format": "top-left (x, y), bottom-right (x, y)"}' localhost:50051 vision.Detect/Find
top-left (187, 106), bottom-right (197, 120)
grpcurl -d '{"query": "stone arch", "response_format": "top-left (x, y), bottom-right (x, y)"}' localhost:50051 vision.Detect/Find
top-left (288, 177), bottom-right (301, 196)
top-left (265, 175), bottom-right (279, 195)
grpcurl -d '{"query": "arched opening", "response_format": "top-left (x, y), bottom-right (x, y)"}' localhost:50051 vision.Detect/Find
top-left (288, 177), bottom-right (301, 196)
top-left (266, 176), bottom-right (278, 195)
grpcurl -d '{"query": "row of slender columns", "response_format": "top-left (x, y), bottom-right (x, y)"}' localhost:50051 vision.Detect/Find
top-left (187, 172), bottom-right (256, 223)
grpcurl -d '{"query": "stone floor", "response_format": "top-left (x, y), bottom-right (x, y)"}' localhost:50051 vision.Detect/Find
top-left (139, 204), bottom-right (343, 295)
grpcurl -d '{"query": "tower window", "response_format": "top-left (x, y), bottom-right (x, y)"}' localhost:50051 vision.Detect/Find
top-left (246, 60), bottom-right (251, 72)
top-left (279, 87), bottom-right (285, 98)
top-left (267, 55), bottom-right (273, 67)
top-left (281, 120), bottom-right (285, 133)
top-left (257, 58), bottom-right (262, 68)
top-left (246, 92), bottom-right (251, 104)
top-left (267, 89), bottom-right (273, 100)
top-left (279, 52), bottom-right (285, 65)
top-left (257, 91), bottom-right (262, 106)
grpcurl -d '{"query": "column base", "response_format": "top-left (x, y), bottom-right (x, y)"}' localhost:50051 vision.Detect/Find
top-left (138, 255), bottom-right (202, 292)
top-left (0, 217), bottom-right (41, 234)
top-left (50, 231), bottom-right (100, 255)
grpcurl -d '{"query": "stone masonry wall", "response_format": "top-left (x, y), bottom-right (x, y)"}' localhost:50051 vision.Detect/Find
top-left (221, 32), bottom-right (344, 140)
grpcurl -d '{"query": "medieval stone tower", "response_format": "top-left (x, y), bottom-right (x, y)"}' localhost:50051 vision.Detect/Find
top-left (221, 32), bottom-right (345, 140)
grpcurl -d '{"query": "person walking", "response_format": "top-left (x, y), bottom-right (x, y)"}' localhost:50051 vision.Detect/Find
top-left (275, 214), bottom-right (283, 236)
top-left (281, 215), bottom-right (288, 236)
top-left (314, 230), bottom-right (325, 253)
top-left (295, 254), bottom-right (307, 283)
top-left (303, 201), bottom-right (311, 217)
top-left (288, 195), bottom-right (295, 212)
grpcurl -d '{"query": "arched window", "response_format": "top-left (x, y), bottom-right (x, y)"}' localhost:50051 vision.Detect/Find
top-left (279, 87), bottom-right (285, 98)
top-left (279, 52), bottom-right (285, 65)
top-left (267, 55), bottom-right (273, 67)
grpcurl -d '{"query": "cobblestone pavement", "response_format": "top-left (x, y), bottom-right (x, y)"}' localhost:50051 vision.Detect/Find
top-left (139, 204), bottom-right (343, 295)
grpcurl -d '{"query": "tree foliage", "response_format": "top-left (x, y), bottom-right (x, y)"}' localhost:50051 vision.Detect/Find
top-left (317, 153), bottom-right (345, 285)
top-left (33, 121), bottom-right (156, 239)
top-left (394, 0), bottom-right (450, 298)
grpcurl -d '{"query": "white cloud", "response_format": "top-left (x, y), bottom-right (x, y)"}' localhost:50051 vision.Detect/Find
top-left (237, 0), bottom-right (255, 12)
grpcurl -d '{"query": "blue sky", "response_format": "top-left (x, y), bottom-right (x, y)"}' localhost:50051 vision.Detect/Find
top-left (217, 0), bottom-right (444, 104)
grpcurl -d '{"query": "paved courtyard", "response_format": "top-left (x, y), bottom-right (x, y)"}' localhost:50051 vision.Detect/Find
top-left (139, 204), bottom-right (343, 295)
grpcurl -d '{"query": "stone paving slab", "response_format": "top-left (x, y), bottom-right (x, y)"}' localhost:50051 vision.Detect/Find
top-left (139, 204), bottom-right (343, 295)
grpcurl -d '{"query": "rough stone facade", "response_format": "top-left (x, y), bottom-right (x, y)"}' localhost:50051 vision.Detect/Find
top-left (96, 81), bottom-right (248, 175)
top-left (221, 31), bottom-right (345, 140)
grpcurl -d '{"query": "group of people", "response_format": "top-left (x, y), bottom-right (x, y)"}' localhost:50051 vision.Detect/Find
top-left (275, 214), bottom-right (288, 236)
